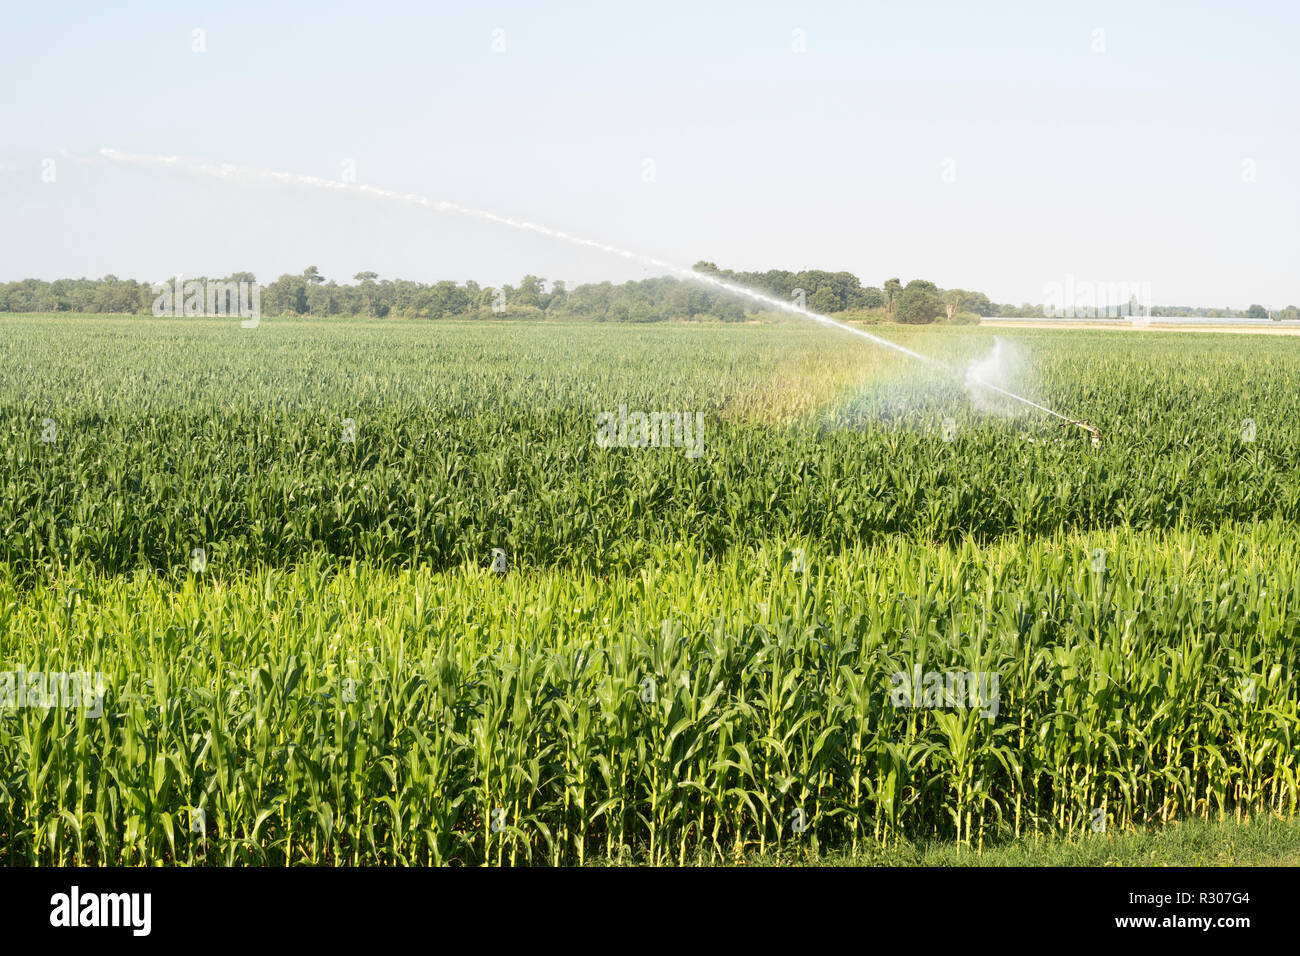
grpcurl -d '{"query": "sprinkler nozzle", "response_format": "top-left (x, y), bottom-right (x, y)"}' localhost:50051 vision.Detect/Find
top-left (1063, 419), bottom-right (1101, 449)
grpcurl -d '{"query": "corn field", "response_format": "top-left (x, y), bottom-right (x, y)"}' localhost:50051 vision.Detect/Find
top-left (1, 315), bottom-right (1297, 864)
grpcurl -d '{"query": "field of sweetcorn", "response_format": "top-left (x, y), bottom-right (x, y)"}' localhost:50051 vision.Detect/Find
top-left (1, 315), bottom-right (1296, 864)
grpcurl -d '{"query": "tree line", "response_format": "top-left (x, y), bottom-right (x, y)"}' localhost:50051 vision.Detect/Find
top-left (0, 267), bottom-right (1293, 323)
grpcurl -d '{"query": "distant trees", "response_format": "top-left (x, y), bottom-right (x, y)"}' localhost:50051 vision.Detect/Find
top-left (884, 278), bottom-right (902, 320)
top-left (0, 268), bottom-right (1280, 325)
top-left (353, 272), bottom-right (386, 316)
top-left (941, 288), bottom-right (968, 320)
top-left (691, 262), bottom-right (888, 314)
top-left (548, 280), bottom-right (568, 311)
top-left (512, 275), bottom-right (545, 310)
top-left (0, 258), bottom-right (991, 323)
top-left (895, 280), bottom-right (943, 324)
top-left (263, 274), bottom-right (308, 315)
top-left (0, 276), bottom-right (153, 313)
top-left (89, 276), bottom-right (147, 314)
top-left (963, 291), bottom-right (995, 316)
top-left (0, 269), bottom-right (976, 323)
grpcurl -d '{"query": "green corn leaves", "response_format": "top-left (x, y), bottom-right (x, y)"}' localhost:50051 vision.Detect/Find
top-left (1, 318), bottom-right (1298, 864)
top-left (0, 529), bottom-right (1295, 865)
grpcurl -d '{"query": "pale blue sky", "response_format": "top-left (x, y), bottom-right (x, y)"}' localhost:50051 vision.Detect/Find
top-left (2, 1), bottom-right (1296, 307)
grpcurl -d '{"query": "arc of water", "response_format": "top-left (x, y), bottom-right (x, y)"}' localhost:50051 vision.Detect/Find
top-left (98, 147), bottom-right (1074, 422)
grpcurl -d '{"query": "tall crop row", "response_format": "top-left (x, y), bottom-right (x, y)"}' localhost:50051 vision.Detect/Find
top-left (1, 528), bottom-right (1295, 865)
top-left (1, 318), bottom-right (1298, 579)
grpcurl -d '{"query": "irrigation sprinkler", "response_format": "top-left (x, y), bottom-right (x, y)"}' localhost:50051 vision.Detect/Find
top-left (1064, 419), bottom-right (1102, 449)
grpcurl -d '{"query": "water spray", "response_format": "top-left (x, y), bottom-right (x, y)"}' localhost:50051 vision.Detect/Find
top-left (964, 344), bottom-right (1102, 448)
top-left (97, 148), bottom-right (1099, 446)
top-left (979, 377), bottom-right (1101, 447)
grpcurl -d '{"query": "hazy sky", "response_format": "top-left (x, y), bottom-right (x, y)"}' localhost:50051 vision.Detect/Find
top-left (3, 1), bottom-right (1297, 307)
